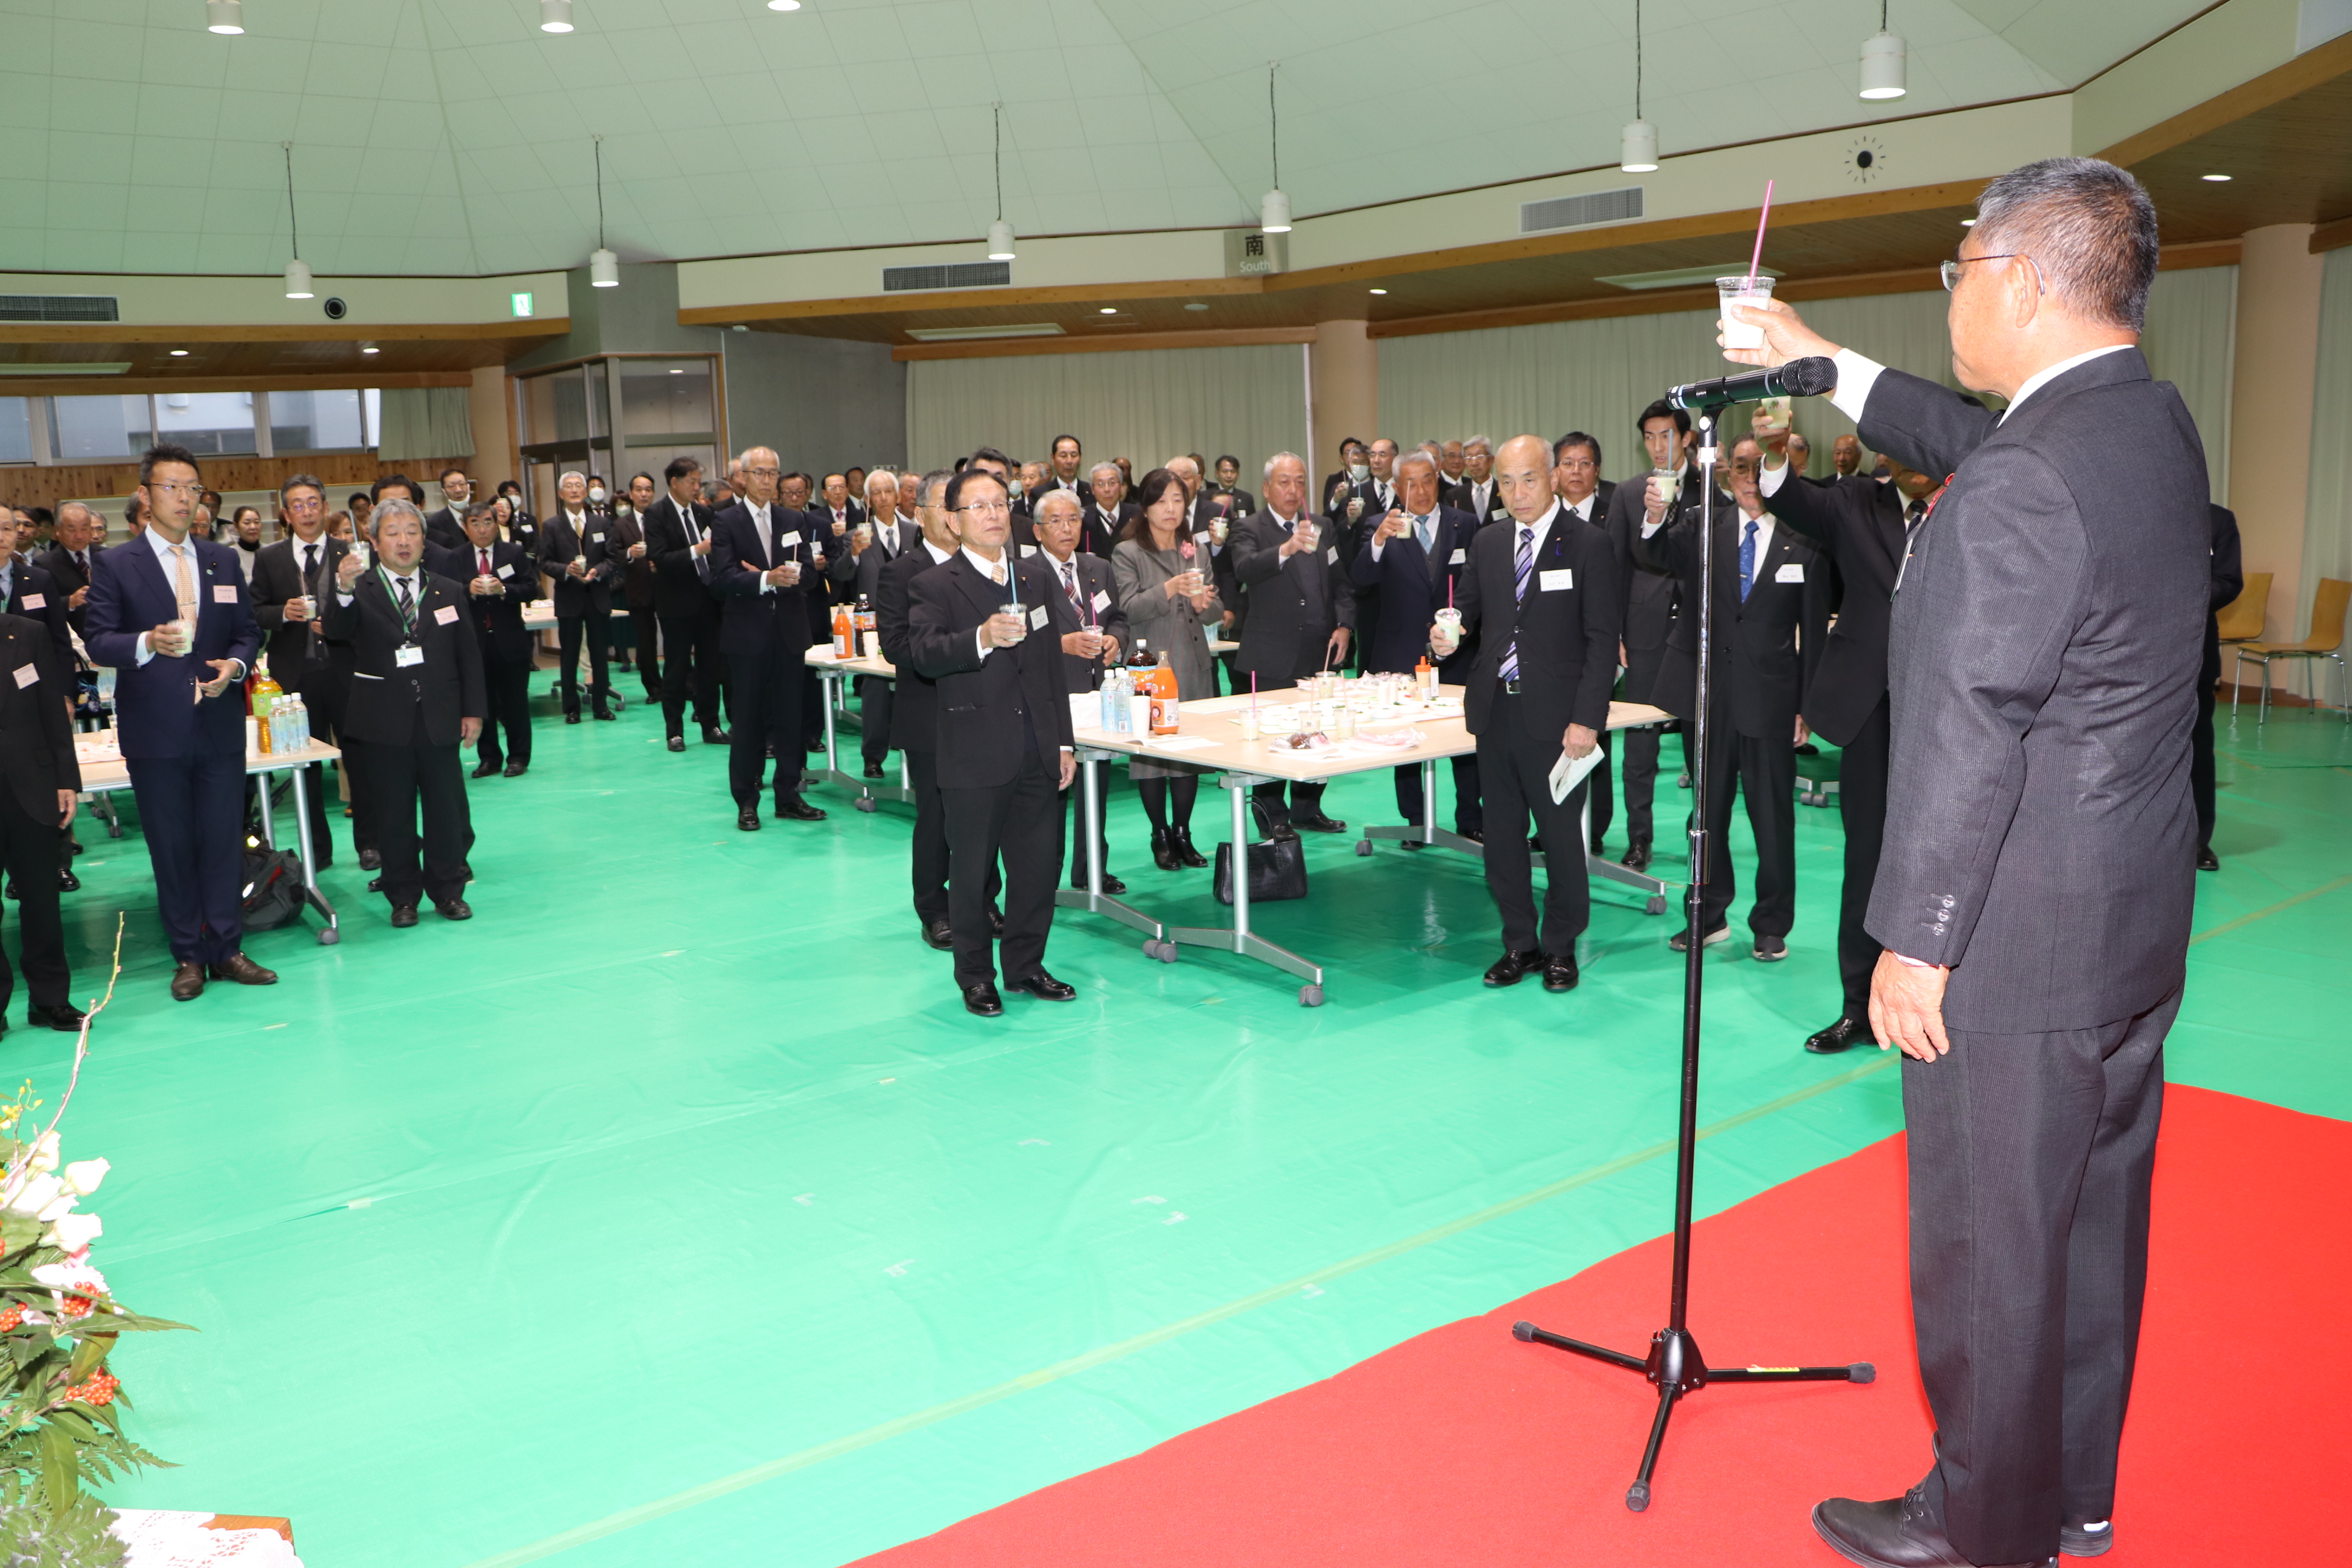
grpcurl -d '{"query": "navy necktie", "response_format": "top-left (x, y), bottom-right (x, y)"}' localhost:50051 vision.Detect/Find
top-left (1739, 520), bottom-right (1759, 602)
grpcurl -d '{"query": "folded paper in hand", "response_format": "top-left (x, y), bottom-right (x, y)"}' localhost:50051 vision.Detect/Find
top-left (1549, 743), bottom-right (1605, 805)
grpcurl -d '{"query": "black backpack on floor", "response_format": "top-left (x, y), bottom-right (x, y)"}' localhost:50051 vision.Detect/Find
top-left (240, 847), bottom-right (307, 932)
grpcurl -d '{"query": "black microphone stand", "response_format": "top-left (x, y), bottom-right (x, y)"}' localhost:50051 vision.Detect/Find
top-left (1510, 405), bottom-right (1872, 1511)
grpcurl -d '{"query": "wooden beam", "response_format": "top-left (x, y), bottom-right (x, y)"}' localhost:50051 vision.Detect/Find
top-left (894, 326), bottom-right (1315, 362)
top-left (682, 277), bottom-right (1261, 327)
top-left (2313, 215), bottom-right (2352, 254)
top-left (2098, 30), bottom-right (2352, 168)
top-left (0, 320), bottom-right (566, 345)
top-left (0, 370), bottom-right (472, 397)
top-left (2158, 237), bottom-right (2242, 269)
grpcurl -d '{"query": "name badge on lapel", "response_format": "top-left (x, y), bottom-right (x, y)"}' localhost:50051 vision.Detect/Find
top-left (1028, 605), bottom-right (1048, 631)
top-left (590, 532), bottom-right (605, 543)
top-left (496, 563), bottom-right (514, 579)
top-left (1775, 563), bottom-right (1805, 583)
top-left (1448, 548), bottom-right (1466, 566)
top-left (776, 530), bottom-right (802, 549)
top-left (1538, 569), bottom-right (1574, 592)
top-left (18, 594), bottom-right (42, 610)
top-left (1490, 508), bottom-right (1510, 521)
top-left (1020, 545), bottom-right (1038, 557)
top-left (434, 604), bottom-right (460, 625)
top-left (212, 584), bottom-right (237, 602)
top-left (11, 664), bottom-right (35, 690)
top-left (1090, 589), bottom-right (1111, 612)
top-left (396, 645), bottom-right (425, 668)
top-left (1325, 546), bottom-right (1338, 565)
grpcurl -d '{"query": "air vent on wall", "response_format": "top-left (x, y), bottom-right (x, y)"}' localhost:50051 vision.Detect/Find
top-left (1519, 187), bottom-right (1644, 234)
top-left (883, 262), bottom-right (1011, 292)
top-left (0, 295), bottom-right (120, 323)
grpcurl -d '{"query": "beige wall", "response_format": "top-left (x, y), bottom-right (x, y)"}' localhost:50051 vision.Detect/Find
top-left (2227, 224), bottom-right (2327, 641)
top-left (469, 366), bottom-right (515, 488)
top-left (1309, 321), bottom-right (1375, 486)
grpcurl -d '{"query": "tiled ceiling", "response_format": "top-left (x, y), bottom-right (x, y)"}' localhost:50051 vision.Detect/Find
top-left (0, 0), bottom-right (2211, 279)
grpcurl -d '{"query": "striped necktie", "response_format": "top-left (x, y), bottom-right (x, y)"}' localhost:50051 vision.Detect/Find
top-left (1498, 526), bottom-right (1534, 681)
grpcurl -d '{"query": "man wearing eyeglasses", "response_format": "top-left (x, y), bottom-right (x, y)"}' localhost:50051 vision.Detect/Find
top-left (906, 466), bottom-right (1077, 1017)
top-left (84, 444), bottom-right (275, 1002)
top-left (708, 446), bottom-right (826, 831)
top-left (1728, 158), bottom-right (2209, 1568)
top-left (252, 474), bottom-right (349, 863)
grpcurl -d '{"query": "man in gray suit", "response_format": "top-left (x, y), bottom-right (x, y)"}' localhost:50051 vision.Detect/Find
top-left (1230, 452), bottom-right (1354, 838)
top-left (1732, 159), bottom-right (2207, 1568)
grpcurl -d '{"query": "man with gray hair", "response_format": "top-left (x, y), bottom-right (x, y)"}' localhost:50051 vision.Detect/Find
top-left (1455, 435), bottom-right (1502, 524)
top-left (847, 468), bottom-right (915, 776)
top-left (1732, 157), bottom-right (2204, 1568)
top-left (1080, 460), bottom-right (1133, 557)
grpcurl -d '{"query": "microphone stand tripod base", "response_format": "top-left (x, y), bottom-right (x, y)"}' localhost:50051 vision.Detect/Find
top-left (1509, 407), bottom-right (1870, 1513)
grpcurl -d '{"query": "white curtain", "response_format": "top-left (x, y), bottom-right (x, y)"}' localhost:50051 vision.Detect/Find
top-left (2301, 247), bottom-right (2352, 639)
top-left (378, 387), bottom-right (474, 462)
top-left (2140, 264), bottom-right (2237, 504)
top-left (905, 344), bottom-right (1308, 478)
top-left (1376, 272), bottom-right (2241, 489)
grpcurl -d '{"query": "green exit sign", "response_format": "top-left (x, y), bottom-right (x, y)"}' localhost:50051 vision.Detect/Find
top-left (510, 292), bottom-right (534, 319)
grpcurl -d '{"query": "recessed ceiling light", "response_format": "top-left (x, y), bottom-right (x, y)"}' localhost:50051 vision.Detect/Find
top-left (669, 367), bottom-right (683, 373)
top-left (169, 348), bottom-right (190, 357)
top-left (205, 1), bottom-right (244, 34)
top-left (360, 341), bottom-right (379, 355)
top-left (1183, 302), bottom-right (1207, 312)
top-left (540, 0), bottom-right (573, 33)
top-left (1099, 306), bottom-right (1118, 314)
top-left (1368, 288), bottom-right (1387, 295)
top-left (2201, 173), bottom-right (2232, 182)
top-left (767, 0), bottom-right (802, 9)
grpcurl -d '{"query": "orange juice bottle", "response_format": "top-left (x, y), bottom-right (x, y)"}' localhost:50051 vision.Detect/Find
top-left (831, 600), bottom-right (853, 658)
top-left (1148, 649), bottom-right (1180, 734)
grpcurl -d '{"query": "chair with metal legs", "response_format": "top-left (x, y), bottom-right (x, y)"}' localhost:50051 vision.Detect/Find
top-left (2236, 577), bottom-right (2350, 723)
top-left (2217, 572), bottom-right (2268, 716)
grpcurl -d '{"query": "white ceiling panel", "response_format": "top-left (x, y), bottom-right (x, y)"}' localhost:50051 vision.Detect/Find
top-left (0, 0), bottom-right (2207, 279)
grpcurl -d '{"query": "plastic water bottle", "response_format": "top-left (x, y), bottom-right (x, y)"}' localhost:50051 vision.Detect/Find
top-left (289, 698), bottom-right (310, 751)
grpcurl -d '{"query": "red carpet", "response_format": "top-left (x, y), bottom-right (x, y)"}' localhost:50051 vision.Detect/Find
top-left (860, 1085), bottom-right (2347, 1567)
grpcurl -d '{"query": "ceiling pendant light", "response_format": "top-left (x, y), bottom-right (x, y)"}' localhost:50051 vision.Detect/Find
top-left (280, 143), bottom-right (314, 299)
top-left (1621, 2), bottom-right (1658, 172)
top-left (540, 1), bottom-right (574, 34)
top-left (987, 104), bottom-right (1016, 260)
top-left (765, 0), bottom-right (802, 9)
top-left (1859, 2), bottom-right (1906, 100)
top-left (588, 135), bottom-right (619, 286)
top-left (205, 1), bottom-right (244, 34)
top-left (1259, 64), bottom-right (1291, 234)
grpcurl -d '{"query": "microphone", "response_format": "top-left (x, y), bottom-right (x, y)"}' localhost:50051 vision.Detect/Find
top-left (1667, 355), bottom-right (1838, 411)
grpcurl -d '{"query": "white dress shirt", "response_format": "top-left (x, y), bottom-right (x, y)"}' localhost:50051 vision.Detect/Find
top-left (133, 530), bottom-right (243, 674)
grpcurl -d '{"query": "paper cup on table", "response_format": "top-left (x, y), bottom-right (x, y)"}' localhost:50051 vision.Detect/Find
top-left (1716, 275), bottom-right (1775, 354)
top-left (1239, 707), bottom-right (1260, 740)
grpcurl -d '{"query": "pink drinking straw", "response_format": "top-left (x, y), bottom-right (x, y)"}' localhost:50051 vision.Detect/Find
top-left (1745, 179), bottom-right (1775, 290)
top-left (1251, 670), bottom-right (1259, 717)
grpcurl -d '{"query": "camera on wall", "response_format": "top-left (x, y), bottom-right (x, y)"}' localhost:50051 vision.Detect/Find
top-left (323, 296), bottom-right (348, 320)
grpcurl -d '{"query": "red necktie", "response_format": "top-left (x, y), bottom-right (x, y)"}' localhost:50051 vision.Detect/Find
top-left (479, 548), bottom-right (491, 576)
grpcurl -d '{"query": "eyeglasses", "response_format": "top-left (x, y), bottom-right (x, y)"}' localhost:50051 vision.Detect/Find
top-left (744, 466), bottom-right (781, 479)
top-left (147, 481), bottom-right (204, 498)
top-left (1941, 253), bottom-right (2043, 293)
top-left (956, 501), bottom-right (1011, 518)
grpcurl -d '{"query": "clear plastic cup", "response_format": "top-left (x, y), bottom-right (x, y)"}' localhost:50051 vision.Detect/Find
top-left (998, 602), bottom-right (1027, 643)
top-left (1717, 275), bottom-right (1776, 354)
top-left (1239, 707), bottom-right (1260, 741)
top-left (1433, 606), bottom-right (1463, 654)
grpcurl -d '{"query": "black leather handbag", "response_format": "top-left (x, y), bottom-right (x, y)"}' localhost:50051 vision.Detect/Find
top-left (1212, 835), bottom-right (1309, 905)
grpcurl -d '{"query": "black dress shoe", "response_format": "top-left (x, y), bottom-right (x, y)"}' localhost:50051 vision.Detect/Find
top-left (702, 726), bottom-right (730, 745)
top-left (667, 736), bottom-right (686, 753)
top-left (862, 762), bottom-right (886, 779)
top-left (1010, 971), bottom-right (1077, 1001)
top-left (737, 808), bottom-right (762, 832)
top-left (504, 762), bottom-right (527, 778)
top-left (774, 799), bottom-right (826, 822)
top-left (472, 760), bottom-right (501, 778)
top-left (988, 907), bottom-right (1005, 937)
top-left (208, 952), bottom-right (277, 985)
top-left (1483, 949), bottom-right (1543, 987)
top-left (29, 1003), bottom-right (86, 1032)
top-left (56, 870), bottom-right (79, 893)
top-left (1542, 953), bottom-right (1580, 992)
top-left (1070, 873), bottom-right (1128, 896)
top-left (1150, 828), bottom-right (1178, 871)
top-left (68, 839), bottom-right (81, 856)
top-left (592, 708), bottom-right (616, 721)
top-left (1805, 1015), bottom-right (1873, 1054)
top-left (2196, 844), bottom-right (2220, 871)
top-left (566, 711), bottom-right (582, 724)
top-left (437, 898), bottom-right (473, 920)
top-left (1398, 833), bottom-right (1426, 850)
top-left (2058, 1520), bottom-right (2113, 1557)
top-left (1622, 838), bottom-right (1653, 872)
top-left (962, 982), bottom-right (1004, 1017)
top-left (390, 905), bottom-right (420, 928)
top-left (169, 962), bottom-right (205, 1001)
top-left (1812, 1489), bottom-right (2053, 1568)
top-left (1292, 811), bottom-right (1347, 834)
top-left (1168, 825), bottom-right (1209, 868)
top-left (367, 876), bottom-right (383, 892)
top-left (921, 918), bottom-right (954, 951)
top-left (359, 848), bottom-right (383, 871)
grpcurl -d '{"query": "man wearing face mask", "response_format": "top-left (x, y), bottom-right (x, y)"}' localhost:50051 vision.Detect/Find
top-left (543, 471), bottom-right (618, 723)
top-left (424, 468), bottom-right (472, 551)
top-left (1322, 437), bottom-right (1372, 524)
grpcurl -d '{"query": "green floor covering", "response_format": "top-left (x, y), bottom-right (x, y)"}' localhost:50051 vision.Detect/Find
top-left (24, 676), bottom-right (2346, 1567)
